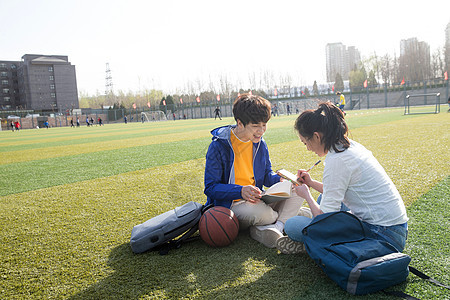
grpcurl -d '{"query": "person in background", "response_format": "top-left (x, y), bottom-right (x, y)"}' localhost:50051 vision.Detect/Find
top-left (336, 92), bottom-right (346, 115)
top-left (214, 106), bottom-right (222, 120)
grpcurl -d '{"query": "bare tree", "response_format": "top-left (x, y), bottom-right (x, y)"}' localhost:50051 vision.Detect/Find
top-left (195, 78), bottom-right (204, 96)
top-left (431, 47), bottom-right (444, 78)
top-left (248, 71), bottom-right (257, 91)
top-left (262, 69), bottom-right (275, 92)
top-left (445, 43), bottom-right (450, 73)
top-left (392, 53), bottom-right (400, 83)
top-left (208, 75), bottom-right (216, 94)
top-left (380, 54), bottom-right (391, 85)
top-left (219, 73), bottom-right (233, 101)
top-left (399, 38), bottom-right (431, 81)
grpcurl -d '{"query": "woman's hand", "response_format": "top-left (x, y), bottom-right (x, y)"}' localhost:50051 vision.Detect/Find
top-left (241, 185), bottom-right (262, 203)
top-left (297, 169), bottom-right (313, 186)
top-left (294, 183), bottom-right (312, 199)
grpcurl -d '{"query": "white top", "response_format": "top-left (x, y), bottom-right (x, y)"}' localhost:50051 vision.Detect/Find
top-left (320, 140), bottom-right (408, 226)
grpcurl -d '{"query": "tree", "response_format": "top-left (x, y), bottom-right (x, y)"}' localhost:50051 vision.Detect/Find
top-left (248, 71), bottom-right (257, 91)
top-left (166, 95), bottom-right (175, 112)
top-left (445, 43), bottom-right (450, 74)
top-left (334, 73), bottom-right (344, 92)
top-left (159, 96), bottom-right (167, 113)
top-left (398, 38), bottom-right (431, 81)
top-left (262, 69), bottom-right (275, 91)
top-left (380, 54), bottom-right (391, 85)
top-left (349, 66), bottom-right (367, 92)
top-left (313, 80), bottom-right (319, 96)
top-left (304, 87), bottom-right (310, 96)
top-left (392, 54), bottom-right (401, 83)
top-left (219, 74), bottom-right (233, 101)
top-left (158, 95), bottom-right (175, 113)
top-left (362, 53), bottom-right (381, 84)
top-left (431, 47), bottom-right (444, 78)
top-left (368, 70), bottom-right (377, 86)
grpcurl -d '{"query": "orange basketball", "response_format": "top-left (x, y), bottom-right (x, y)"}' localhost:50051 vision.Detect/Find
top-left (199, 206), bottom-right (239, 247)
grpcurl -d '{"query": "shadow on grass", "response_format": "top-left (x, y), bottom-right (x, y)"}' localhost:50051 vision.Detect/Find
top-left (68, 229), bottom-right (402, 300)
top-left (66, 228), bottom-right (314, 298)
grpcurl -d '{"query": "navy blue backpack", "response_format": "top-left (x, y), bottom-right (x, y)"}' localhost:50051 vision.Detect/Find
top-left (302, 211), bottom-right (449, 297)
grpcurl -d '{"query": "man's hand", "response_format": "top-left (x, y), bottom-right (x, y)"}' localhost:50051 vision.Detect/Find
top-left (241, 185), bottom-right (262, 203)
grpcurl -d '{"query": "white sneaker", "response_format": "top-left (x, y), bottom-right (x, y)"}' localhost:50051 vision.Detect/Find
top-left (276, 236), bottom-right (306, 254)
top-left (249, 225), bottom-right (283, 248)
top-left (298, 207), bottom-right (313, 218)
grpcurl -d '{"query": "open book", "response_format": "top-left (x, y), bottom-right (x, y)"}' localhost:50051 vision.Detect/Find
top-left (261, 180), bottom-right (292, 204)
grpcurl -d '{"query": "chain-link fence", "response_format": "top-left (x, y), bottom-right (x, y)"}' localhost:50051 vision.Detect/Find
top-left (1, 79), bottom-right (448, 130)
top-left (268, 79), bottom-right (449, 111)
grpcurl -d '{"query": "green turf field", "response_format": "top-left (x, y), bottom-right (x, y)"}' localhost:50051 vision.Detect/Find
top-left (0, 107), bottom-right (449, 299)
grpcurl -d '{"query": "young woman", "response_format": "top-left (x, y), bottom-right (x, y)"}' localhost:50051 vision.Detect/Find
top-left (276, 102), bottom-right (408, 254)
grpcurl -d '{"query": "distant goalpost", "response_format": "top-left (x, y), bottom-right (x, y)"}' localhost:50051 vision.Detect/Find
top-left (404, 93), bottom-right (441, 115)
top-left (141, 111), bottom-right (167, 122)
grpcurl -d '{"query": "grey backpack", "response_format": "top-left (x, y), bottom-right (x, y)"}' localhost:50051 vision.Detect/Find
top-left (130, 201), bottom-right (211, 255)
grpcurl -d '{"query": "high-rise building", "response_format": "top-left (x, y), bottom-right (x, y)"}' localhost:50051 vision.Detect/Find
top-left (445, 21), bottom-right (450, 47)
top-left (0, 60), bottom-right (21, 110)
top-left (325, 43), bottom-right (361, 82)
top-left (0, 54), bottom-right (79, 111)
top-left (347, 46), bottom-right (361, 73)
top-left (399, 38), bottom-right (431, 81)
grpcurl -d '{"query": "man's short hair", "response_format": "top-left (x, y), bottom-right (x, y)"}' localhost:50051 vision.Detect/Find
top-left (233, 93), bottom-right (271, 125)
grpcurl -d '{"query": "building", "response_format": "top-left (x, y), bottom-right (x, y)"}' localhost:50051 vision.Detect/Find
top-left (325, 43), bottom-right (361, 82)
top-left (347, 46), bottom-right (361, 73)
top-left (399, 38), bottom-right (431, 81)
top-left (0, 54), bottom-right (78, 111)
top-left (0, 60), bottom-right (21, 110)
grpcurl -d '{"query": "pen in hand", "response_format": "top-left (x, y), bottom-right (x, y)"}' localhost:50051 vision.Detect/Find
top-left (305, 160), bottom-right (321, 173)
top-left (297, 160), bottom-right (322, 185)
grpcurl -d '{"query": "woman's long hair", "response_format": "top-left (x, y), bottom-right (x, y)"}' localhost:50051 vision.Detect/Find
top-left (294, 102), bottom-right (350, 153)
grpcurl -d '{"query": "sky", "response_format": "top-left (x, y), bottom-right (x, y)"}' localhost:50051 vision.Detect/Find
top-left (1, 0), bottom-right (449, 95)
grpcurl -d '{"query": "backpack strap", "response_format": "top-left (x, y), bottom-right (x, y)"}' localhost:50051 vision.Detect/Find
top-left (383, 266), bottom-right (450, 299)
top-left (382, 290), bottom-right (420, 300)
top-left (202, 203), bottom-right (214, 213)
top-left (408, 266), bottom-right (450, 289)
top-left (158, 203), bottom-right (214, 255)
top-left (158, 224), bottom-right (200, 255)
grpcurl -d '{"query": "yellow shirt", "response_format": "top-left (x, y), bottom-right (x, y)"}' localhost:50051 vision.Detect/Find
top-left (230, 129), bottom-right (255, 187)
top-left (340, 94), bottom-right (346, 105)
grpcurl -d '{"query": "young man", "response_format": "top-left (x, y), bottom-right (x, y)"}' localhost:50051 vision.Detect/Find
top-left (204, 94), bottom-right (303, 248)
top-left (214, 106), bottom-right (222, 120)
top-left (336, 92), bottom-right (346, 115)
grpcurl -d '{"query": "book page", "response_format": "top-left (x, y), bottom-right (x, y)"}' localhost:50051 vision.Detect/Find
top-left (263, 180), bottom-right (292, 197)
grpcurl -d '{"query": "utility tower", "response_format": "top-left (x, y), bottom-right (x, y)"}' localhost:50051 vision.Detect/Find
top-left (105, 63), bottom-right (113, 97)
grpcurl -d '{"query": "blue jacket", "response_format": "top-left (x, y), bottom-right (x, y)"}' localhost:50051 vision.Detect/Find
top-left (204, 125), bottom-right (280, 208)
